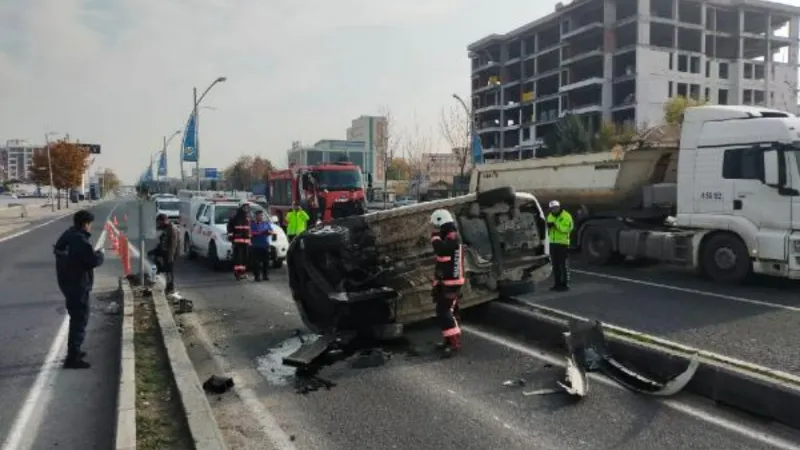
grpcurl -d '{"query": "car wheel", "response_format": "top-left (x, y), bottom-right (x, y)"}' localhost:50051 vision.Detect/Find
top-left (208, 242), bottom-right (224, 272)
top-left (184, 233), bottom-right (197, 259)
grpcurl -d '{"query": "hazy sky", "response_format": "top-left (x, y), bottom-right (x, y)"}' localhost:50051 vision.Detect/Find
top-left (3, 0), bottom-right (800, 183)
top-left (0, 0), bottom-right (563, 183)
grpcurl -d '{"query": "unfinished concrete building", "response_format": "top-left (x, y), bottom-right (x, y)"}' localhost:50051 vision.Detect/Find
top-left (468, 0), bottom-right (800, 161)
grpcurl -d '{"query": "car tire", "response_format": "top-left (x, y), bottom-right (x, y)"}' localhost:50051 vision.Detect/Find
top-left (184, 233), bottom-right (197, 260)
top-left (272, 258), bottom-right (284, 269)
top-left (208, 242), bottom-right (224, 272)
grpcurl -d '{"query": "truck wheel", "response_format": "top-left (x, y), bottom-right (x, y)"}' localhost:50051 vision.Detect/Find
top-left (701, 233), bottom-right (751, 284)
top-left (580, 227), bottom-right (617, 264)
top-left (184, 234), bottom-right (197, 260)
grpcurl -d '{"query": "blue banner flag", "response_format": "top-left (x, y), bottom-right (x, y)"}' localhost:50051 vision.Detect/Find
top-left (472, 134), bottom-right (483, 165)
top-left (157, 151), bottom-right (167, 176)
top-left (182, 113), bottom-right (198, 162)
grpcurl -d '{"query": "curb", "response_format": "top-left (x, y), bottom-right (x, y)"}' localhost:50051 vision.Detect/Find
top-left (466, 300), bottom-right (800, 429)
top-left (115, 278), bottom-right (137, 450)
top-left (151, 288), bottom-right (228, 450)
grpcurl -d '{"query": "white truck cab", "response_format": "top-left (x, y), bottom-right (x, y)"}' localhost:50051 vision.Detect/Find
top-left (182, 197), bottom-right (289, 270)
top-left (677, 105), bottom-right (800, 280)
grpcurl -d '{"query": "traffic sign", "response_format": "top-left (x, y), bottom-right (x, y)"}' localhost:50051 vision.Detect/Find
top-left (76, 143), bottom-right (101, 154)
top-left (203, 168), bottom-right (219, 179)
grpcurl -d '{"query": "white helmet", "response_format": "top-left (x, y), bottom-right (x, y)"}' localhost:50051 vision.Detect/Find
top-left (548, 200), bottom-right (561, 208)
top-left (430, 209), bottom-right (454, 227)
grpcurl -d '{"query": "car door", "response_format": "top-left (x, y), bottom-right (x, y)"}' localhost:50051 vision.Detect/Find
top-left (195, 204), bottom-right (211, 255)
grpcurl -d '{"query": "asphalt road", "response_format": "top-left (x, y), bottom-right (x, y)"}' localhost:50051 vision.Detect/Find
top-left (519, 259), bottom-right (800, 375)
top-left (0, 200), bottom-right (121, 450)
top-left (120, 202), bottom-right (800, 450)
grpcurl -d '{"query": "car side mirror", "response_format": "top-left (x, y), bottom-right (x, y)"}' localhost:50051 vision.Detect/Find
top-left (763, 149), bottom-right (782, 187)
top-left (270, 215), bottom-right (279, 224)
top-left (199, 216), bottom-right (210, 224)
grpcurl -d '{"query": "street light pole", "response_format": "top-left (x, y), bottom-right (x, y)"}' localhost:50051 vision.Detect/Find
top-left (452, 94), bottom-right (479, 166)
top-left (44, 132), bottom-right (58, 211)
top-left (193, 76), bottom-right (227, 191)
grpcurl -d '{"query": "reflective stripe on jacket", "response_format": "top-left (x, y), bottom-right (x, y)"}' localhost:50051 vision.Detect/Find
top-left (286, 209), bottom-right (310, 236)
top-left (547, 210), bottom-right (574, 246)
top-left (229, 217), bottom-right (251, 245)
top-left (431, 228), bottom-right (465, 287)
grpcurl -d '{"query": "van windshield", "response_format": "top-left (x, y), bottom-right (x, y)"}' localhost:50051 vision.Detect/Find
top-left (157, 200), bottom-right (180, 211)
top-left (316, 168), bottom-right (362, 191)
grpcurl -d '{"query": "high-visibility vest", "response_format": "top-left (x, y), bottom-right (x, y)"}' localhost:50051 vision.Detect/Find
top-left (286, 209), bottom-right (309, 236)
top-left (547, 210), bottom-right (573, 246)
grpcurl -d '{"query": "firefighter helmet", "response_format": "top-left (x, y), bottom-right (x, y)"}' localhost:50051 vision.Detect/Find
top-left (430, 209), bottom-right (454, 227)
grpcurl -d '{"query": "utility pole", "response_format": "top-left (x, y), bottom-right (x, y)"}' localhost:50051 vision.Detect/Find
top-left (193, 86), bottom-right (200, 191)
top-left (44, 133), bottom-right (56, 211)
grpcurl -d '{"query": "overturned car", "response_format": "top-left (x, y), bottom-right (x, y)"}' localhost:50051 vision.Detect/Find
top-left (286, 187), bottom-right (552, 336)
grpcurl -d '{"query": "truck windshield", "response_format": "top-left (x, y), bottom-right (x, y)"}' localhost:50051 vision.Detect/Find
top-left (157, 201), bottom-right (180, 211)
top-left (316, 169), bottom-right (362, 191)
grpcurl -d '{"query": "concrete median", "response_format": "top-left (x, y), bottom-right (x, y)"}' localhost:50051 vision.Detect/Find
top-left (463, 299), bottom-right (800, 429)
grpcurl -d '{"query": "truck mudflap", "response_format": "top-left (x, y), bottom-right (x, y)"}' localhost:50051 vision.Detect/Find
top-left (566, 319), bottom-right (699, 397)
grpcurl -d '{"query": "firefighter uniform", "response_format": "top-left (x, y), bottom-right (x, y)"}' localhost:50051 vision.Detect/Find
top-left (429, 209), bottom-right (464, 356)
top-left (227, 205), bottom-right (251, 280)
top-left (546, 200), bottom-right (574, 291)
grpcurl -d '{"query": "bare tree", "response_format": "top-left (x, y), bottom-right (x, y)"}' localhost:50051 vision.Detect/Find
top-left (403, 113), bottom-right (434, 200)
top-left (376, 105), bottom-right (402, 209)
top-left (439, 104), bottom-right (471, 178)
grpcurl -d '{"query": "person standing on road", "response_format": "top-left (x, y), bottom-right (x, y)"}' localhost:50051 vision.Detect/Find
top-left (228, 203), bottom-right (251, 280)
top-left (250, 210), bottom-right (274, 281)
top-left (547, 200), bottom-right (574, 292)
top-left (285, 202), bottom-right (310, 243)
top-left (54, 209), bottom-right (105, 369)
top-left (429, 208), bottom-right (464, 357)
top-left (148, 213), bottom-right (179, 294)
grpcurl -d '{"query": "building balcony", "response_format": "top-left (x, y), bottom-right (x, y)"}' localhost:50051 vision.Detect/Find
top-left (560, 49), bottom-right (604, 66)
top-left (474, 103), bottom-right (503, 114)
top-left (564, 103), bottom-right (602, 115)
top-left (471, 61), bottom-right (501, 75)
top-left (560, 76), bottom-right (604, 93)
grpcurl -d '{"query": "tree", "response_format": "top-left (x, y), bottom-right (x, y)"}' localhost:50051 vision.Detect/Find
top-left (439, 104), bottom-right (471, 178)
top-left (385, 157), bottom-right (411, 180)
top-left (100, 169), bottom-right (121, 193)
top-left (402, 115), bottom-right (434, 199)
top-left (663, 96), bottom-right (708, 125)
top-left (223, 155), bottom-right (275, 191)
top-left (541, 116), bottom-right (639, 157)
top-left (29, 141), bottom-right (89, 209)
top-left (377, 106), bottom-right (402, 207)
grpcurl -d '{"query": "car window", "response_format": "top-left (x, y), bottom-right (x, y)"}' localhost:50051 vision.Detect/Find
top-left (196, 204), bottom-right (206, 220)
top-left (213, 205), bottom-right (239, 224)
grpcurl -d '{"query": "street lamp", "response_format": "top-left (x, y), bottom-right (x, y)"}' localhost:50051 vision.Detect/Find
top-left (193, 76), bottom-right (227, 190)
top-left (44, 131), bottom-right (60, 211)
top-left (452, 93), bottom-right (481, 165)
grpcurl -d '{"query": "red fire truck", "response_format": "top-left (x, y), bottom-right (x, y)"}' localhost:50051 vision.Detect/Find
top-left (266, 161), bottom-right (368, 226)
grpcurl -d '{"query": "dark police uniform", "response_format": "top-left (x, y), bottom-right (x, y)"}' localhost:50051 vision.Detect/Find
top-left (54, 226), bottom-right (104, 367)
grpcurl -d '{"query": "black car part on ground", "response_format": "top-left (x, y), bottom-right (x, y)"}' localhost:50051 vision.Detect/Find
top-left (564, 319), bottom-right (699, 396)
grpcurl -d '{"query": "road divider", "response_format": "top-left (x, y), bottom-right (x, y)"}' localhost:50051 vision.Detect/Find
top-left (463, 300), bottom-right (800, 429)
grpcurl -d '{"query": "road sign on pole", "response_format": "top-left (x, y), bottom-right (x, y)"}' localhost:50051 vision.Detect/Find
top-left (203, 168), bottom-right (219, 180)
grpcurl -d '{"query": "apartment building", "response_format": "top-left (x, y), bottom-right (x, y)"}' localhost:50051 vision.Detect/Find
top-left (0, 140), bottom-right (43, 181)
top-left (346, 115), bottom-right (388, 181)
top-left (468, 0), bottom-right (800, 161)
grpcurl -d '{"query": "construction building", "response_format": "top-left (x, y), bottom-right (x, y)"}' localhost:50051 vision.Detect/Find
top-left (0, 140), bottom-right (43, 182)
top-left (468, 0), bottom-right (800, 161)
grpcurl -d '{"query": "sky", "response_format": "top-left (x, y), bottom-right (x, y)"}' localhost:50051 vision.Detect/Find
top-left (0, 0), bottom-right (564, 184)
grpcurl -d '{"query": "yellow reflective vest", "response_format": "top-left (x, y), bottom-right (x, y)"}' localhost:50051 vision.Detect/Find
top-left (285, 209), bottom-right (310, 236)
top-left (547, 210), bottom-right (574, 246)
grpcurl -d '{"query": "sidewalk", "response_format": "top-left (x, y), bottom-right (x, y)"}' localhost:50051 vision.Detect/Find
top-left (0, 202), bottom-right (90, 237)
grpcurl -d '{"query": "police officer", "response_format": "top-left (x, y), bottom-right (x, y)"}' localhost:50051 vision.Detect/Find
top-left (148, 213), bottom-right (179, 294)
top-left (250, 210), bottom-right (274, 281)
top-left (54, 210), bottom-right (105, 369)
top-left (227, 203), bottom-right (251, 280)
top-left (429, 208), bottom-right (464, 357)
top-left (285, 202), bottom-right (310, 242)
top-left (547, 200), bottom-right (574, 292)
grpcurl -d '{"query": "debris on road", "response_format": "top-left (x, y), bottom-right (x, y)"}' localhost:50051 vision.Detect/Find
top-left (202, 375), bottom-right (234, 394)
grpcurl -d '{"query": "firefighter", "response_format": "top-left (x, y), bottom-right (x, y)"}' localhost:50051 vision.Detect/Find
top-left (547, 200), bottom-right (574, 291)
top-left (429, 208), bottom-right (464, 357)
top-left (227, 203), bottom-right (252, 280)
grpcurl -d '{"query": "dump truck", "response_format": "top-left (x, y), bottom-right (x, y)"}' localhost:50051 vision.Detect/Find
top-left (470, 105), bottom-right (800, 284)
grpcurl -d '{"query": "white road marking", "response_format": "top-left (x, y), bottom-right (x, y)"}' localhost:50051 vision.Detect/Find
top-left (464, 325), bottom-right (800, 450)
top-left (1, 203), bottom-right (117, 450)
top-left (572, 269), bottom-right (800, 312)
top-left (0, 211), bottom-right (73, 244)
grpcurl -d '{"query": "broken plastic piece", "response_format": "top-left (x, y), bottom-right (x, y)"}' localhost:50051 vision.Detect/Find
top-left (567, 320), bottom-right (699, 397)
top-left (557, 331), bottom-right (589, 397)
top-left (202, 375), bottom-right (234, 394)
